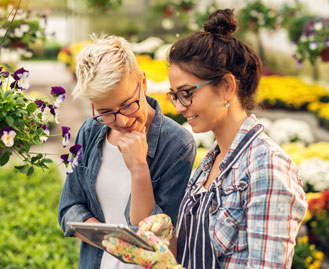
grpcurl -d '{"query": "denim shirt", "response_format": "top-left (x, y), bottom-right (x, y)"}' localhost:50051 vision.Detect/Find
top-left (58, 96), bottom-right (196, 269)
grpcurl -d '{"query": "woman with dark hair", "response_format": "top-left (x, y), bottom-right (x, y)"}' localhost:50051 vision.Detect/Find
top-left (103, 9), bottom-right (308, 268)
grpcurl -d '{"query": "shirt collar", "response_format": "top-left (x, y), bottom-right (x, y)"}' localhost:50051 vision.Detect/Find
top-left (95, 96), bottom-right (164, 158)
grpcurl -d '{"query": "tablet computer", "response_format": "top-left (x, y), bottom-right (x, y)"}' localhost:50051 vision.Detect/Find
top-left (67, 222), bottom-right (155, 253)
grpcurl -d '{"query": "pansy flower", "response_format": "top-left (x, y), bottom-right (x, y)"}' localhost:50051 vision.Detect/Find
top-left (51, 86), bottom-right (66, 107)
top-left (0, 67), bottom-right (9, 86)
top-left (11, 67), bottom-right (30, 90)
top-left (1, 126), bottom-right (16, 147)
top-left (34, 99), bottom-right (46, 112)
top-left (48, 104), bottom-right (60, 123)
top-left (69, 144), bottom-right (82, 168)
top-left (61, 126), bottom-right (71, 147)
top-left (60, 154), bottom-right (73, 174)
top-left (40, 125), bottom-right (50, 143)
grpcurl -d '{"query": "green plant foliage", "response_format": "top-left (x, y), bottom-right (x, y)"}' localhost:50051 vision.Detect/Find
top-left (85, 0), bottom-right (122, 11)
top-left (0, 165), bottom-right (79, 268)
top-left (238, 0), bottom-right (278, 33)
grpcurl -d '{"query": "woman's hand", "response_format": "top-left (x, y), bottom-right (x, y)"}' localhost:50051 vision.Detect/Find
top-left (138, 214), bottom-right (173, 246)
top-left (117, 128), bottom-right (148, 173)
top-left (102, 231), bottom-right (183, 269)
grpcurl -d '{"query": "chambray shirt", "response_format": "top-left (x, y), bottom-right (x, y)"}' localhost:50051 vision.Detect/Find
top-left (58, 96), bottom-right (196, 269)
top-left (178, 114), bottom-right (308, 268)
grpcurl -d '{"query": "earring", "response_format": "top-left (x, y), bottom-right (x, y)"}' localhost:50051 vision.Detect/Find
top-left (225, 102), bottom-right (230, 108)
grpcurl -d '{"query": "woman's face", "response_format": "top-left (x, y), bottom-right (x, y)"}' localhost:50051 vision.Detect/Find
top-left (92, 74), bottom-right (148, 133)
top-left (168, 64), bottom-right (228, 133)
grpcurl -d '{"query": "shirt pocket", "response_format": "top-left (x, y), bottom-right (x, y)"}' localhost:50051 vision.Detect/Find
top-left (210, 207), bottom-right (248, 256)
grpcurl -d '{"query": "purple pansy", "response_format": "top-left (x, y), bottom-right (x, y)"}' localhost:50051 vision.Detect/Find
top-left (12, 67), bottom-right (29, 90)
top-left (69, 144), bottom-right (82, 169)
top-left (0, 67), bottom-right (9, 86)
top-left (51, 86), bottom-right (66, 107)
top-left (60, 154), bottom-right (69, 165)
top-left (48, 104), bottom-right (60, 123)
top-left (40, 124), bottom-right (50, 143)
top-left (61, 126), bottom-right (71, 147)
top-left (35, 99), bottom-right (46, 112)
top-left (60, 154), bottom-right (73, 174)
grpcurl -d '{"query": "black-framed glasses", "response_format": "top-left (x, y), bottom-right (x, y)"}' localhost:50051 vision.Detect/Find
top-left (92, 82), bottom-right (141, 124)
top-left (167, 80), bottom-right (213, 107)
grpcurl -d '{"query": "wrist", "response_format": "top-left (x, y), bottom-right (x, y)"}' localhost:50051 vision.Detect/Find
top-left (129, 162), bottom-right (149, 176)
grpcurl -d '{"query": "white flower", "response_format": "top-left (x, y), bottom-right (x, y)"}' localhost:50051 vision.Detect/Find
top-left (131, 37), bottom-right (164, 54)
top-left (14, 27), bottom-right (23, 38)
top-left (300, 35), bottom-right (307, 42)
top-left (17, 71), bottom-right (30, 90)
top-left (268, 118), bottom-right (314, 145)
top-left (1, 130), bottom-right (16, 147)
top-left (53, 94), bottom-right (65, 107)
top-left (40, 128), bottom-right (50, 143)
top-left (299, 158), bottom-right (329, 191)
top-left (0, 28), bottom-right (6, 37)
top-left (154, 44), bottom-right (172, 60)
top-left (182, 122), bottom-right (215, 148)
top-left (20, 24), bottom-right (30, 33)
top-left (309, 41), bottom-right (318, 50)
top-left (162, 18), bottom-right (174, 30)
top-left (314, 22), bottom-right (323, 31)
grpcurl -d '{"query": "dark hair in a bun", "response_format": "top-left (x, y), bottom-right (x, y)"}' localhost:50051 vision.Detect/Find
top-left (168, 9), bottom-right (262, 110)
top-left (203, 9), bottom-right (237, 37)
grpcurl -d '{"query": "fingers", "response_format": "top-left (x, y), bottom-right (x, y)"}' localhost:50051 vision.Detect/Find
top-left (102, 237), bottom-right (139, 264)
top-left (138, 214), bottom-right (173, 241)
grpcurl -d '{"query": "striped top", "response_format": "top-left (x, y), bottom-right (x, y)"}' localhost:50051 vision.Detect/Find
top-left (176, 114), bottom-right (308, 268)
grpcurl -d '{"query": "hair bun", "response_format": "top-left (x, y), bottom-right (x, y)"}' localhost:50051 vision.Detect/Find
top-left (203, 9), bottom-right (237, 37)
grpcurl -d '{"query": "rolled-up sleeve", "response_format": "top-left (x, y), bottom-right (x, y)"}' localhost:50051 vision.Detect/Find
top-left (245, 151), bottom-right (308, 268)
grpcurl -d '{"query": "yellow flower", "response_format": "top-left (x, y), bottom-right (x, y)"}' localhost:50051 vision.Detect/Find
top-left (256, 76), bottom-right (329, 110)
top-left (194, 148), bottom-right (209, 169)
top-left (313, 250), bottom-right (324, 261)
top-left (306, 256), bottom-right (313, 265)
top-left (136, 55), bottom-right (168, 82)
top-left (297, 235), bottom-right (309, 245)
top-left (148, 92), bottom-right (176, 115)
top-left (281, 142), bottom-right (329, 164)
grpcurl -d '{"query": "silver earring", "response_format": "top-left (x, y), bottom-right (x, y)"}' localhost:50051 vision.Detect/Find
top-left (225, 103), bottom-right (230, 108)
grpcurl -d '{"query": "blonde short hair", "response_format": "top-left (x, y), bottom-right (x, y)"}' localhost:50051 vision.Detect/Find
top-left (73, 34), bottom-right (143, 101)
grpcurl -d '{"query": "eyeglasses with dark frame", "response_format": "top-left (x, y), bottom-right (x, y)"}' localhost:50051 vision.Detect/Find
top-left (167, 80), bottom-right (213, 107)
top-left (92, 82), bottom-right (141, 124)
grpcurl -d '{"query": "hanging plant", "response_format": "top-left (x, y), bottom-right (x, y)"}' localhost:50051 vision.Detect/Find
top-left (84, 0), bottom-right (123, 11)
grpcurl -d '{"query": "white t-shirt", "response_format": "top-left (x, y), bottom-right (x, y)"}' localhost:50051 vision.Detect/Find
top-left (95, 139), bottom-right (140, 269)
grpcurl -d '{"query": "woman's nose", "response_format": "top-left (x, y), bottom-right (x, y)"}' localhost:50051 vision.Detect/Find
top-left (175, 101), bottom-right (187, 114)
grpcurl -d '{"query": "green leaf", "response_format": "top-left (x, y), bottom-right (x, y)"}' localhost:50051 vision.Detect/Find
top-left (5, 115), bottom-right (14, 126)
top-left (31, 156), bottom-right (38, 164)
top-left (43, 159), bottom-right (53, 163)
top-left (0, 151), bottom-right (10, 166)
top-left (4, 90), bottom-right (12, 98)
top-left (14, 164), bottom-right (29, 173)
top-left (27, 167), bottom-right (34, 176)
top-left (26, 103), bottom-right (38, 113)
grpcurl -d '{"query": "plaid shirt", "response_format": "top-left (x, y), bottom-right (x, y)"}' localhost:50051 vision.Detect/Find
top-left (189, 114), bottom-right (308, 268)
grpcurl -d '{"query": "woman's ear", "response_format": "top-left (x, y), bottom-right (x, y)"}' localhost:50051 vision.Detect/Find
top-left (142, 72), bottom-right (147, 94)
top-left (222, 73), bottom-right (237, 101)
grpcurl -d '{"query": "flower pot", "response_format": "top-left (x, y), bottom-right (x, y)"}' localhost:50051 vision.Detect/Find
top-left (320, 48), bottom-right (329, 62)
top-left (163, 6), bottom-right (175, 17)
